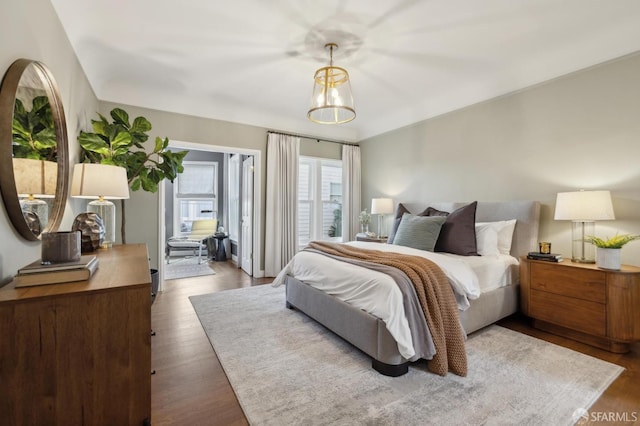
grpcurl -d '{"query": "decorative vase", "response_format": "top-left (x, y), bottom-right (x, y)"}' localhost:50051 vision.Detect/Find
top-left (360, 223), bottom-right (369, 234)
top-left (596, 248), bottom-right (621, 270)
top-left (71, 212), bottom-right (106, 252)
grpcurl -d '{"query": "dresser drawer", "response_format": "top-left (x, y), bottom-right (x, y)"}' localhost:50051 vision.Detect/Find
top-left (530, 263), bottom-right (606, 303)
top-left (530, 289), bottom-right (606, 336)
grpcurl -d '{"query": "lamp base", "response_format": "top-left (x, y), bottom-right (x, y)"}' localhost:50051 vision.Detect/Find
top-left (87, 199), bottom-right (116, 248)
top-left (571, 221), bottom-right (595, 264)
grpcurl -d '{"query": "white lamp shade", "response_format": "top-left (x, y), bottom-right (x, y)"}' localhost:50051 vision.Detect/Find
top-left (71, 163), bottom-right (130, 199)
top-left (371, 198), bottom-right (394, 215)
top-left (13, 158), bottom-right (57, 198)
top-left (554, 190), bottom-right (615, 221)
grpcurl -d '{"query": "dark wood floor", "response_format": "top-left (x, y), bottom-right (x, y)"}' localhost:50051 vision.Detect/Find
top-left (151, 261), bottom-right (639, 425)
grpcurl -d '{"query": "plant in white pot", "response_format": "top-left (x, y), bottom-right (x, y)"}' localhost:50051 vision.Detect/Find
top-left (584, 234), bottom-right (640, 270)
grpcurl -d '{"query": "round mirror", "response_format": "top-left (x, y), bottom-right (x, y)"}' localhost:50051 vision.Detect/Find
top-left (0, 59), bottom-right (69, 240)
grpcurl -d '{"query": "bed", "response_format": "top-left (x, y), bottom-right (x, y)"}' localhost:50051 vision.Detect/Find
top-left (273, 201), bottom-right (540, 377)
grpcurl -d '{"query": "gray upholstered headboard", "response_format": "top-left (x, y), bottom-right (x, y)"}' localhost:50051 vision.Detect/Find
top-left (402, 201), bottom-right (541, 259)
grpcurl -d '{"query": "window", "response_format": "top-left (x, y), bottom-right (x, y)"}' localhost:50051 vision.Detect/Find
top-left (298, 156), bottom-right (342, 249)
top-left (173, 161), bottom-right (218, 235)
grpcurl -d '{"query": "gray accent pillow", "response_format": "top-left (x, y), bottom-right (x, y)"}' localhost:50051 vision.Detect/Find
top-left (430, 201), bottom-right (479, 256)
top-left (392, 214), bottom-right (447, 252)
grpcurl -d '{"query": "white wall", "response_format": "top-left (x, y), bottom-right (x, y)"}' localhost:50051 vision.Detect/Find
top-left (0, 0), bottom-right (98, 283)
top-left (360, 53), bottom-right (640, 266)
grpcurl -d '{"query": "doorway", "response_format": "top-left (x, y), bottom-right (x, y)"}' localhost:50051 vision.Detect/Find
top-left (157, 141), bottom-right (261, 290)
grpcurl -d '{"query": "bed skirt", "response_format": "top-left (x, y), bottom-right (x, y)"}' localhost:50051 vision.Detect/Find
top-left (285, 276), bottom-right (519, 376)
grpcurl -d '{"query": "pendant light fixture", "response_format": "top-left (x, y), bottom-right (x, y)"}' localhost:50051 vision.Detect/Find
top-left (307, 43), bottom-right (356, 124)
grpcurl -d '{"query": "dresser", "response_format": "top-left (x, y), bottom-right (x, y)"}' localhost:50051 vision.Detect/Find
top-left (520, 256), bottom-right (640, 353)
top-left (0, 244), bottom-right (152, 425)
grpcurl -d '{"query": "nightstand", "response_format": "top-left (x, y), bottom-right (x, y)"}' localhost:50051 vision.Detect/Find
top-left (355, 233), bottom-right (387, 243)
top-left (520, 256), bottom-right (640, 353)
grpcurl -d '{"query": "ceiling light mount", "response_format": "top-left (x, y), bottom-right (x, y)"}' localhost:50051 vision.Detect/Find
top-left (307, 42), bottom-right (356, 125)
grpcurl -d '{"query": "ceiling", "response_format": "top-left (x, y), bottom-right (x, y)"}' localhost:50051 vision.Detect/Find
top-left (50, 0), bottom-right (640, 142)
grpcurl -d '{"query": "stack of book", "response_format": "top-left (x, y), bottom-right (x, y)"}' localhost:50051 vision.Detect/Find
top-left (14, 255), bottom-right (99, 287)
top-left (527, 252), bottom-right (564, 262)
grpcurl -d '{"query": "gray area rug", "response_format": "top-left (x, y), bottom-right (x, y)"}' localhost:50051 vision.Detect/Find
top-left (165, 258), bottom-right (215, 280)
top-left (190, 285), bottom-right (623, 426)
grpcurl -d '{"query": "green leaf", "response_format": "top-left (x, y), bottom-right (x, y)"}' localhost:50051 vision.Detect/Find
top-left (111, 131), bottom-right (132, 149)
top-left (12, 119), bottom-right (30, 139)
top-left (130, 177), bottom-right (141, 191)
top-left (31, 96), bottom-right (50, 114)
top-left (129, 131), bottom-right (149, 146)
top-left (154, 136), bottom-right (164, 153)
top-left (131, 116), bottom-right (152, 133)
top-left (33, 128), bottom-right (57, 148)
top-left (110, 108), bottom-right (130, 128)
top-left (13, 98), bottom-right (26, 116)
top-left (92, 119), bottom-right (107, 136)
top-left (78, 132), bottom-right (111, 156)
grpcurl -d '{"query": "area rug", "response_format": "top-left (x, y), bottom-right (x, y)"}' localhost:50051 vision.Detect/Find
top-left (190, 285), bottom-right (623, 426)
top-left (165, 258), bottom-right (215, 280)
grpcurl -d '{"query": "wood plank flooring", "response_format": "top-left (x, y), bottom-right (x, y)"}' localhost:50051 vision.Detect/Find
top-left (151, 260), bottom-right (639, 425)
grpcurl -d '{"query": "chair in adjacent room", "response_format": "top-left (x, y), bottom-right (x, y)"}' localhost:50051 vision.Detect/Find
top-left (165, 219), bottom-right (217, 264)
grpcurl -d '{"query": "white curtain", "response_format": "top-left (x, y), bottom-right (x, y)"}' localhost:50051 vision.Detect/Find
top-left (265, 133), bottom-right (300, 277)
top-left (341, 144), bottom-right (361, 241)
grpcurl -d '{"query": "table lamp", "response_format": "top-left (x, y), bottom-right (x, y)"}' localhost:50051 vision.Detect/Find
top-left (554, 190), bottom-right (615, 263)
top-left (371, 198), bottom-right (393, 238)
top-left (13, 158), bottom-right (57, 229)
top-left (71, 163), bottom-right (130, 248)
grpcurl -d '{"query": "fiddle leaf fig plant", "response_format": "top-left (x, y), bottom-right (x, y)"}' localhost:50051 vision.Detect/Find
top-left (12, 96), bottom-right (57, 160)
top-left (78, 107), bottom-right (188, 243)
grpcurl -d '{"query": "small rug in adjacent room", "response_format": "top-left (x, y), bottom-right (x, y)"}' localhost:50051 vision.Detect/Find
top-left (165, 258), bottom-right (215, 280)
top-left (190, 285), bottom-right (624, 426)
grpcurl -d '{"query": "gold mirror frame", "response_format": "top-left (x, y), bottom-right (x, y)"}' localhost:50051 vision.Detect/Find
top-left (0, 59), bottom-right (69, 241)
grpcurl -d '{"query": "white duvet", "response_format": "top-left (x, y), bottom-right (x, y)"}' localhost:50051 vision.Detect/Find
top-left (273, 241), bottom-right (518, 360)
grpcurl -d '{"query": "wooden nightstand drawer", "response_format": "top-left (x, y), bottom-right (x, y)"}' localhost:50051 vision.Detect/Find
top-left (530, 262), bottom-right (606, 303)
top-left (530, 289), bottom-right (606, 336)
top-left (521, 256), bottom-right (640, 353)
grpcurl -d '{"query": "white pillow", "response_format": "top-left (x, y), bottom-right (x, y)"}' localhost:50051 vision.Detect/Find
top-left (475, 222), bottom-right (500, 256)
top-left (476, 220), bottom-right (517, 256)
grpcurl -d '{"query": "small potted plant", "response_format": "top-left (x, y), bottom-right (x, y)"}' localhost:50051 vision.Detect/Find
top-left (584, 233), bottom-right (640, 270)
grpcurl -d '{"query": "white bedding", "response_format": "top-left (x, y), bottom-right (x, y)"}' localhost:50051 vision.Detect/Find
top-left (273, 241), bottom-right (519, 360)
top-left (439, 252), bottom-right (520, 293)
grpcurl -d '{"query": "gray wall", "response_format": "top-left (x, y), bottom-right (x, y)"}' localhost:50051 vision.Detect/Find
top-left (0, 0), bottom-right (98, 283)
top-left (361, 53), bottom-right (640, 266)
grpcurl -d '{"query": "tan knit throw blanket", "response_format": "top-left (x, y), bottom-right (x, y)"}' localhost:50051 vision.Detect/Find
top-left (307, 241), bottom-right (467, 377)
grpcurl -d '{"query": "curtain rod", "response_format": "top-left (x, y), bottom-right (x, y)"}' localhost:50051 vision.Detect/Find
top-left (267, 130), bottom-right (358, 146)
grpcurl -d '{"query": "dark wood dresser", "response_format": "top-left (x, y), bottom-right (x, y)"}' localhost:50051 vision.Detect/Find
top-left (0, 244), bottom-right (152, 425)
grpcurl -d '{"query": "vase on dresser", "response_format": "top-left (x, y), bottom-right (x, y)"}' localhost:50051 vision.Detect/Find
top-left (596, 247), bottom-right (621, 270)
